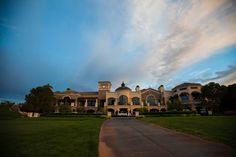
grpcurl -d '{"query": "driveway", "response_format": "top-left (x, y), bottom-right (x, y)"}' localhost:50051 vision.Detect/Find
top-left (99, 117), bottom-right (236, 157)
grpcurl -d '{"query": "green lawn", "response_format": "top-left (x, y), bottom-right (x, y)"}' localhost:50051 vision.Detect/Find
top-left (0, 117), bottom-right (105, 157)
top-left (141, 116), bottom-right (236, 147)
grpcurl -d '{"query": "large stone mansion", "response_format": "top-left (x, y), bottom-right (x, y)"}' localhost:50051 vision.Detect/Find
top-left (54, 81), bottom-right (202, 115)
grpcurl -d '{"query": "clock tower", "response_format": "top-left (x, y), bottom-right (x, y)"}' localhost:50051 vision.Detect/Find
top-left (98, 81), bottom-right (111, 91)
top-left (98, 81), bottom-right (111, 107)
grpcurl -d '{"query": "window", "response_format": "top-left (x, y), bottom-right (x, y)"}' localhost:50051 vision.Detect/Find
top-left (180, 88), bottom-right (187, 90)
top-left (179, 93), bottom-right (189, 102)
top-left (119, 95), bottom-right (128, 105)
top-left (181, 96), bottom-right (189, 102)
top-left (191, 87), bottom-right (198, 89)
top-left (108, 97), bottom-right (115, 105)
top-left (87, 99), bottom-right (96, 106)
top-left (147, 95), bottom-right (156, 105)
top-left (132, 97), bottom-right (140, 105)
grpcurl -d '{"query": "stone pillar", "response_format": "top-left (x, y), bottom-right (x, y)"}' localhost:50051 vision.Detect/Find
top-left (115, 98), bottom-right (118, 106)
top-left (85, 99), bottom-right (88, 107)
top-left (189, 93), bottom-right (195, 110)
top-left (131, 101), bottom-right (133, 105)
top-left (107, 111), bottom-right (112, 118)
top-left (95, 99), bottom-right (98, 107)
top-left (55, 100), bottom-right (59, 113)
top-left (75, 98), bottom-right (78, 107)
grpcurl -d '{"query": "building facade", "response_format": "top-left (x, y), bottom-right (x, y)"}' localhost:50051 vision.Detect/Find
top-left (54, 81), bottom-right (202, 114)
top-left (171, 83), bottom-right (202, 110)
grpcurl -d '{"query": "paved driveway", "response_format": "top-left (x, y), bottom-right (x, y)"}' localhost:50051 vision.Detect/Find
top-left (99, 117), bottom-right (236, 157)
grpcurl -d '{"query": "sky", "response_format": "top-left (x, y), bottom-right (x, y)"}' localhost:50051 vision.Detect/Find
top-left (0, 0), bottom-right (236, 102)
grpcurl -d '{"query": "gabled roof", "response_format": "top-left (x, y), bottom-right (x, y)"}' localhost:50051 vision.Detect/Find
top-left (141, 88), bottom-right (160, 94)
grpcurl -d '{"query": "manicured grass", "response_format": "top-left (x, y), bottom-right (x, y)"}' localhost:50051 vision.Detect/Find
top-left (141, 116), bottom-right (236, 147)
top-left (0, 117), bottom-right (106, 157)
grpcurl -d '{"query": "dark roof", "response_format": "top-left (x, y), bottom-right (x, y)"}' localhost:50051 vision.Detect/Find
top-left (172, 83), bottom-right (201, 90)
top-left (115, 82), bottom-right (131, 92)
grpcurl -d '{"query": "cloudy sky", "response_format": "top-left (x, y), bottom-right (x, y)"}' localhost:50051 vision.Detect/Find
top-left (0, 0), bottom-right (236, 102)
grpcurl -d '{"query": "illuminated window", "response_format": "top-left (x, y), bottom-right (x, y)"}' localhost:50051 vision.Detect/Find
top-left (119, 95), bottom-right (128, 105)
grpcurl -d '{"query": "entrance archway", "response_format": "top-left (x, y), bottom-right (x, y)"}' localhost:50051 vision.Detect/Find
top-left (107, 108), bottom-right (115, 115)
top-left (150, 109), bottom-right (159, 112)
top-left (118, 108), bottom-right (128, 116)
top-left (132, 108), bottom-right (139, 115)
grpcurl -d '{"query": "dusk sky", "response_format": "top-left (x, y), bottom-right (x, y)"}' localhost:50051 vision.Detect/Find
top-left (0, 0), bottom-right (236, 102)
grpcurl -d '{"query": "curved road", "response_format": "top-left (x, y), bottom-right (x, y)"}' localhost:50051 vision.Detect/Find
top-left (99, 117), bottom-right (236, 157)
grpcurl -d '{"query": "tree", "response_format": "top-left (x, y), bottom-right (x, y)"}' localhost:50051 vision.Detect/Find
top-left (167, 96), bottom-right (183, 111)
top-left (221, 84), bottom-right (236, 111)
top-left (24, 84), bottom-right (56, 113)
top-left (59, 102), bottom-right (71, 113)
top-left (201, 82), bottom-right (226, 113)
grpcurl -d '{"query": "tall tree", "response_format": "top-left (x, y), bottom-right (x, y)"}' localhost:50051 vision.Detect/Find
top-left (24, 84), bottom-right (56, 113)
top-left (201, 82), bottom-right (226, 113)
top-left (221, 84), bottom-right (236, 111)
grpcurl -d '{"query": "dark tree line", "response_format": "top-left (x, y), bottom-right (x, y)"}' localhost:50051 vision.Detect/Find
top-left (201, 82), bottom-right (236, 113)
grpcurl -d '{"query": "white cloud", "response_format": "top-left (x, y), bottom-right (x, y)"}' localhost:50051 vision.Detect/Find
top-left (123, 0), bottom-right (236, 86)
top-left (79, 0), bottom-right (236, 89)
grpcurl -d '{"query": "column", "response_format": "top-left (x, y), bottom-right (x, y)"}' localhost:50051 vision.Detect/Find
top-left (55, 100), bottom-right (59, 113)
top-left (85, 99), bottom-right (88, 107)
top-left (75, 98), bottom-right (78, 107)
top-left (95, 99), bottom-right (98, 107)
top-left (115, 98), bottom-right (118, 106)
top-left (189, 93), bottom-right (194, 110)
top-left (104, 99), bottom-right (107, 107)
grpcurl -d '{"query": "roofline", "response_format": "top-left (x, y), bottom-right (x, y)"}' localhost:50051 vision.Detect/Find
top-left (98, 81), bottom-right (111, 84)
top-left (172, 82), bottom-right (202, 90)
top-left (141, 88), bottom-right (160, 94)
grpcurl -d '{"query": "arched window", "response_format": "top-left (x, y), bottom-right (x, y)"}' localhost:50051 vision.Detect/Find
top-left (108, 97), bottom-right (115, 105)
top-left (147, 95), bottom-right (156, 105)
top-left (132, 97), bottom-right (140, 105)
top-left (179, 92), bottom-right (189, 102)
top-left (63, 96), bottom-right (71, 105)
top-left (119, 95), bottom-right (128, 105)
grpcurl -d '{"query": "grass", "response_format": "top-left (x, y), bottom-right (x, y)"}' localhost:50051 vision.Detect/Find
top-left (0, 117), bottom-right (106, 157)
top-left (141, 116), bottom-right (236, 148)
